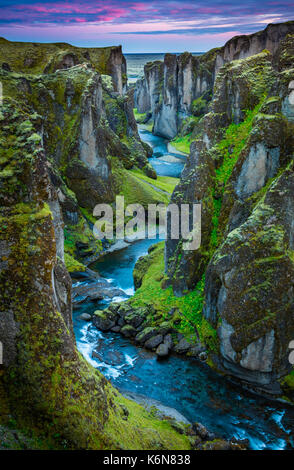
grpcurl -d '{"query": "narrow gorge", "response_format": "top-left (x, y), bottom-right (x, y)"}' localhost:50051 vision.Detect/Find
top-left (1, 20), bottom-right (294, 451)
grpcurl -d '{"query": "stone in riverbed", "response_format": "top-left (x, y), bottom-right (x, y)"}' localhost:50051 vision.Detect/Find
top-left (163, 334), bottom-right (174, 350)
top-left (118, 304), bottom-right (133, 318)
top-left (124, 311), bottom-right (145, 328)
top-left (79, 313), bottom-right (92, 321)
top-left (120, 324), bottom-right (137, 338)
top-left (203, 440), bottom-right (231, 450)
top-left (108, 303), bottom-right (120, 314)
top-left (158, 321), bottom-right (172, 336)
top-left (156, 342), bottom-right (169, 357)
top-left (117, 317), bottom-right (125, 327)
top-left (174, 338), bottom-right (191, 354)
top-left (111, 325), bottom-right (121, 333)
top-left (189, 343), bottom-right (206, 357)
top-left (93, 309), bottom-right (116, 331)
top-left (199, 351), bottom-right (208, 361)
top-left (192, 422), bottom-right (211, 440)
top-left (144, 334), bottom-right (163, 350)
top-left (135, 327), bottom-right (158, 345)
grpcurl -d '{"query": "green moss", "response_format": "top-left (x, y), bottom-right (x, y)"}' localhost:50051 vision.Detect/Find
top-left (0, 37), bottom-right (117, 76)
top-left (215, 102), bottom-right (264, 187)
top-left (192, 96), bottom-right (207, 116)
top-left (64, 253), bottom-right (86, 273)
top-left (130, 169), bottom-right (179, 194)
top-left (131, 243), bottom-right (217, 352)
top-left (104, 392), bottom-right (191, 450)
top-left (133, 108), bottom-right (148, 123)
top-left (112, 162), bottom-right (171, 208)
top-left (280, 369), bottom-right (294, 389)
top-left (170, 133), bottom-right (192, 154)
top-left (64, 215), bottom-right (102, 259)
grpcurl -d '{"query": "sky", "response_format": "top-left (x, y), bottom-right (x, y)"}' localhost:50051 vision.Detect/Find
top-left (0, 0), bottom-right (294, 52)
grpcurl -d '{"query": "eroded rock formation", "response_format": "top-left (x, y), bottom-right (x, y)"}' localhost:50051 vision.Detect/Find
top-left (135, 21), bottom-right (294, 139)
top-left (163, 33), bottom-right (294, 395)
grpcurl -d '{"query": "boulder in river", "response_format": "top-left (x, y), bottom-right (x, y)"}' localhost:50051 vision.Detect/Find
top-left (72, 280), bottom-right (124, 304)
top-left (145, 334), bottom-right (163, 350)
top-left (135, 327), bottom-right (158, 345)
top-left (93, 309), bottom-right (117, 331)
top-left (124, 311), bottom-right (145, 328)
top-left (163, 334), bottom-right (174, 350)
top-left (192, 422), bottom-right (212, 441)
top-left (174, 338), bottom-right (192, 354)
top-left (121, 324), bottom-right (137, 338)
top-left (156, 342), bottom-right (169, 357)
top-left (111, 325), bottom-right (121, 333)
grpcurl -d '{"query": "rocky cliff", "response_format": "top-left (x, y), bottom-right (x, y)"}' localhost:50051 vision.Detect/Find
top-left (135, 21), bottom-right (294, 139)
top-left (0, 40), bottom-right (195, 449)
top-left (0, 37), bottom-right (161, 269)
top-left (0, 38), bottom-right (127, 94)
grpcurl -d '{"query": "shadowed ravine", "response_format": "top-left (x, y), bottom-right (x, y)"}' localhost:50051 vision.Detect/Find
top-left (73, 128), bottom-right (294, 450)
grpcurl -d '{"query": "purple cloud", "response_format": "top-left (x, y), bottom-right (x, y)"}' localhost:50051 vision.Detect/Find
top-left (0, 0), bottom-right (293, 52)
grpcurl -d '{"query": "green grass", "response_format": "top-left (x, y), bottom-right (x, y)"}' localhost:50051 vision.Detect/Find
top-left (133, 108), bottom-right (147, 122)
top-left (130, 169), bottom-right (179, 194)
top-left (133, 108), bottom-right (154, 132)
top-left (113, 164), bottom-right (172, 207)
top-left (210, 99), bottom-right (266, 249)
top-left (104, 391), bottom-right (192, 450)
top-left (170, 133), bottom-right (192, 154)
top-left (281, 369), bottom-right (294, 389)
top-left (130, 243), bottom-right (218, 352)
top-left (215, 101), bottom-right (265, 188)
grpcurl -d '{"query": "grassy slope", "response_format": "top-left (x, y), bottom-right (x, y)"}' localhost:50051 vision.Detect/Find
top-left (130, 243), bottom-right (218, 353)
top-left (0, 37), bottom-right (116, 75)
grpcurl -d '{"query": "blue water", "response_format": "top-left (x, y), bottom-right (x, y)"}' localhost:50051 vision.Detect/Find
top-left (73, 128), bottom-right (294, 450)
top-left (139, 126), bottom-right (186, 178)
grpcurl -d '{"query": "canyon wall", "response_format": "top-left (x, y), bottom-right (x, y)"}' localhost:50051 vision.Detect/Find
top-left (0, 40), bottom-right (193, 449)
top-left (164, 34), bottom-right (294, 396)
top-left (135, 21), bottom-right (294, 139)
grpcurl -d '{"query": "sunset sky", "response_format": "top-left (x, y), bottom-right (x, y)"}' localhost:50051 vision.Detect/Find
top-left (0, 0), bottom-right (293, 52)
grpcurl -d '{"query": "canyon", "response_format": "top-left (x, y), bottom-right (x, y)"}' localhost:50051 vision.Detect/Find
top-left (1, 21), bottom-right (294, 449)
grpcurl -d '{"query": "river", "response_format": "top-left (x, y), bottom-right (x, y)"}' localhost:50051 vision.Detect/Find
top-left (73, 127), bottom-right (294, 450)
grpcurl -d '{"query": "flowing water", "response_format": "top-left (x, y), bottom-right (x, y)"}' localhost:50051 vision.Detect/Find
top-left (73, 128), bottom-right (294, 450)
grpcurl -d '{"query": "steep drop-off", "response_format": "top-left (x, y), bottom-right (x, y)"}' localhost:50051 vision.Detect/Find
top-left (129, 27), bottom-right (294, 399)
top-left (0, 40), bottom-right (195, 449)
top-left (135, 21), bottom-right (294, 140)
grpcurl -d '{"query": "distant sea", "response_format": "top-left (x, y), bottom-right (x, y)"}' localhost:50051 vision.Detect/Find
top-left (125, 52), bottom-right (203, 83)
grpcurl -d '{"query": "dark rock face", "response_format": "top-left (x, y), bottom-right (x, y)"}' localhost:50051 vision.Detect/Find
top-left (135, 61), bottom-right (163, 115)
top-left (204, 167), bottom-right (294, 390)
top-left (0, 44), bottom-right (153, 273)
top-left (165, 139), bottom-right (215, 295)
top-left (0, 39), bottom-right (198, 450)
top-left (135, 52), bottom-right (215, 139)
top-left (0, 103), bottom-right (114, 447)
top-left (135, 21), bottom-right (294, 139)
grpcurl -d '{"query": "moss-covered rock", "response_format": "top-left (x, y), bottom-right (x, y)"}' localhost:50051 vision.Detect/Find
top-left (0, 100), bottom-right (193, 450)
top-left (203, 164), bottom-right (294, 393)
